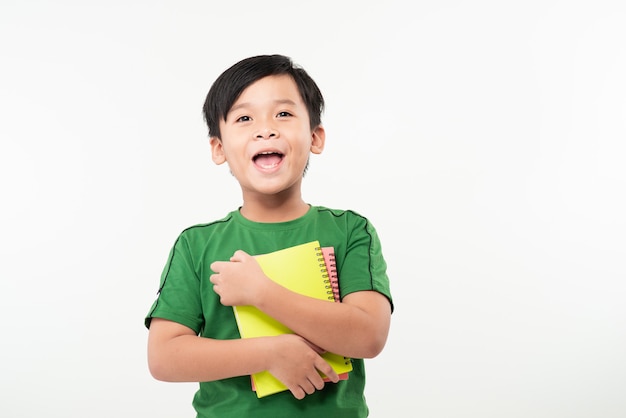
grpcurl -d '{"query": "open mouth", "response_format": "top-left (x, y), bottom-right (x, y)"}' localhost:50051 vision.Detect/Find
top-left (253, 151), bottom-right (284, 169)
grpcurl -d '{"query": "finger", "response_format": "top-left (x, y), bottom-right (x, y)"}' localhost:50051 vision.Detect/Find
top-left (211, 282), bottom-right (220, 295)
top-left (290, 386), bottom-right (306, 400)
top-left (210, 260), bottom-right (224, 272)
top-left (301, 380), bottom-right (316, 395)
top-left (230, 249), bottom-right (248, 262)
top-left (209, 273), bottom-right (217, 285)
top-left (316, 360), bottom-right (339, 383)
top-left (309, 374), bottom-right (325, 391)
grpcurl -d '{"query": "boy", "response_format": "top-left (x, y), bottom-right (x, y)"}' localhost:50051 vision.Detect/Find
top-left (145, 54), bottom-right (393, 417)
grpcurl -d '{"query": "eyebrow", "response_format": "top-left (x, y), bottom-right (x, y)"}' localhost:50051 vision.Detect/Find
top-left (229, 99), bottom-right (298, 114)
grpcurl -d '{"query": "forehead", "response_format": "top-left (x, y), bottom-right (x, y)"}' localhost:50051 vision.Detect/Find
top-left (232, 74), bottom-right (303, 107)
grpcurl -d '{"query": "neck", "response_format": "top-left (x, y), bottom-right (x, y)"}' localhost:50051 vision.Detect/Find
top-left (239, 194), bottom-right (309, 223)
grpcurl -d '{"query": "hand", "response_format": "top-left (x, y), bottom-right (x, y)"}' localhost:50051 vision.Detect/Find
top-left (209, 250), bottom-right (269, 306)
top-left (268, 334), bottom-right (340, 400)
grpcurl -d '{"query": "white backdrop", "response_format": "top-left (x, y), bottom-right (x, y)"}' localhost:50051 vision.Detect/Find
top-left (1, 1), bottom-right (625, 417)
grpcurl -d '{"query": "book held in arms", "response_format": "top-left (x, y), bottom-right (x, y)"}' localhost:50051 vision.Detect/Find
top-left (320, 246), bottom-right (340, 303)
top-left (233, 240), bottom-right (352, 398)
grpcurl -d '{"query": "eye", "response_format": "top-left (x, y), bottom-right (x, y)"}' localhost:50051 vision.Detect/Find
top-left (236, 115), bottom-right (252, 123)
top-left (276, 111), bottom-right (292, 118)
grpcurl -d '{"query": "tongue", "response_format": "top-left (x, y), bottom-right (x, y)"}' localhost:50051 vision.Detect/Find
top-left (255, 154), bottom-right (282, 167)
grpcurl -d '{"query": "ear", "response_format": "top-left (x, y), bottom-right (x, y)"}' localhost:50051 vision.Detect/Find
top-left (210, 136), bottom-right (227, 165)
top-left (310, 125), bottom-right (325, 155)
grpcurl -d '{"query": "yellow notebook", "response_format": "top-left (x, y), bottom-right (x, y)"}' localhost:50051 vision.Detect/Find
top-left (233, 240), bottom-right (352, 398)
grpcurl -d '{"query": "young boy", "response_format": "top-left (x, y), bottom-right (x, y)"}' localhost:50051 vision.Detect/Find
top-left (145, 54), bottom-right (393, 417)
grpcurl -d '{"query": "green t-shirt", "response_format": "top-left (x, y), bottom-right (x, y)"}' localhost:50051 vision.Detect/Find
top-left (145, 206), bottom-right (393, 418)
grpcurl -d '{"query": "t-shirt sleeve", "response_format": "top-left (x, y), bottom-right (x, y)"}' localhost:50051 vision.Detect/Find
top-left (144, 232), bottom-right (205, 332)
top-left (338, 214), bottom-right (394, 312)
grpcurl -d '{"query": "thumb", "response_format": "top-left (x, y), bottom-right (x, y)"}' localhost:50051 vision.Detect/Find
top-left (230, 249), bottom-right (250, 262)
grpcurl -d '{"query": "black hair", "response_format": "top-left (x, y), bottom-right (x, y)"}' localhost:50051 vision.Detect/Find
top-left (202, 54), bottom-right (324, 139)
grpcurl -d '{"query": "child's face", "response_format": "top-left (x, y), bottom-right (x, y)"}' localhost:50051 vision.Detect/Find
top-left (210, 74), bottom-right (324, 198)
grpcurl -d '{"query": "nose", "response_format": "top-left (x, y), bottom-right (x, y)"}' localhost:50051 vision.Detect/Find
top-left (255, 127), bottom-right (278, 140)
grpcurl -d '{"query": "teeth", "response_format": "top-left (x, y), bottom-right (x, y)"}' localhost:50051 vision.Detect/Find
top-left (259, 162), bottom-right (278, 169)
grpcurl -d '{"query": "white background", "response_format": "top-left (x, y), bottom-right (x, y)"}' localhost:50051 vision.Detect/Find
top-left (1, 1), bottom-right (625, 417)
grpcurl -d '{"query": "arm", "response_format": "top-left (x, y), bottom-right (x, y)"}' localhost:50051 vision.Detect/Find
top-left (147, 318), bottom-right (339, 399)
top-left (211, 251), bottom-right (391, 359)
top-left (260, 289), bottom-right (391, 359)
